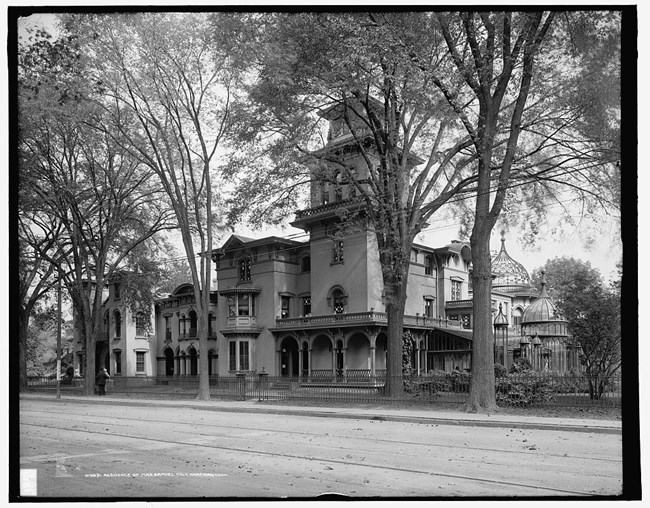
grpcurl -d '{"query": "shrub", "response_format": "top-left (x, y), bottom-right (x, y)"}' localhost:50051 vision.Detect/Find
top-left (404, 370), bottom-right (449, 397)
top-left (494, 363), bottom-right (508, 379)
top-left (448, 369), bottom-right (470, 392)
top-left (509, 357), bottom-right (532, 374)
top-left (496, 373), bottom-right (555, 406)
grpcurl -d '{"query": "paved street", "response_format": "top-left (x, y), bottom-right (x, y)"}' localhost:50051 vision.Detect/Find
top-left (19, 398), bottom-right (622, 499)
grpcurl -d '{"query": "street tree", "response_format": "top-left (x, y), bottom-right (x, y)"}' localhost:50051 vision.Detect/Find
top-left (69, 13), bottom-right (244, 399)
top-left (532, 257), bottom-right (621, 398)
top-left (17, 217), bottom-right (61, 390)
top-left (17, 23), bottom-right (76, 391)
top-left (18, 26), bottom-right (176, 395)
top-left (226, 11), bottom-right (619, 407)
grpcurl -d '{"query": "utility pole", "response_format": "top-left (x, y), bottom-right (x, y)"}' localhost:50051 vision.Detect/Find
top-left (56, 275), bottom-right (62, 400)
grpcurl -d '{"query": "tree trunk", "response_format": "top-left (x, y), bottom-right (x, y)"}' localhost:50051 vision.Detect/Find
top-left (384, 293), bottom-right (407, 397)
top-left (18, 308), bottom-right (29, 392)
top-left (462, 228), bottom-right (498, 413)
top-left (196, 309), bottom-right (210, 400)
top-left (83, 318), bottom-right (96, 396)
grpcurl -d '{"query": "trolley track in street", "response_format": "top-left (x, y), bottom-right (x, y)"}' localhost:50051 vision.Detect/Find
top-left (20, 406), bottom-right (620, 464)
top-left (21, 412), bottom-right (618, 497)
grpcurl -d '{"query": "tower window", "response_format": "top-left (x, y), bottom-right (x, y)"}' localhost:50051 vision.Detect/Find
top-left (332, 240), bottom-right (344, 264)
top-left (451, 280), bottom-right (462, 301)
top-left (239, 258), bottom-right (251, 282)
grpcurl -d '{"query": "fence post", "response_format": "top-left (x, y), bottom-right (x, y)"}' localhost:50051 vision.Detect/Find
top-left (236, 372), bottom-right (246, 401)
top-left (258, 369), bottom-right (269, 401)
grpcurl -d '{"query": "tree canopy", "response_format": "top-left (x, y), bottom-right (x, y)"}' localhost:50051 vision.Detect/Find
top-left (532, 257), bottom-right (621, 383)
top-left (224, 11), bottom-right (620, 407)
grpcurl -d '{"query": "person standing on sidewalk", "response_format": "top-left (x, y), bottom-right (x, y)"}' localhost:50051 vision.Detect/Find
top-left (96, 368), bottom-right (110, 395)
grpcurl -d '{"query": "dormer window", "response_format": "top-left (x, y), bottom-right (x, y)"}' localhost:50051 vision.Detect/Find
top-left (239, 258), bottom-right (251, 282)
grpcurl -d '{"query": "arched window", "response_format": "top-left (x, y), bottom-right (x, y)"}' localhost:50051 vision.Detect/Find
top-left (332, 289), bottom-right (345, 314)
top-left (114, 310), bottom-right (121, 338)
top-left (188, 310), bottom-right (198, 337)
top-left (189, 348), bottom-right (198, 376)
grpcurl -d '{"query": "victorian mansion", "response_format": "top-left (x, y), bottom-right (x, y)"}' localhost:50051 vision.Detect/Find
top-left (78, 103), bottom-right (579, 380)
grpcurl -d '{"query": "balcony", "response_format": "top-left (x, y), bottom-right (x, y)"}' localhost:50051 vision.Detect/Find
top-left (444, 299), bottom-right (474, 310)
top-left (227, 316), bottom-right (258, 329)
top-left (273, 311), bottom-right (462, 331)
top-left (294, 196), bottom-right (365, 220)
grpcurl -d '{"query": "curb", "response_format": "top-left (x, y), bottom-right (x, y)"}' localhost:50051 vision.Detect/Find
top-left (20, 394), bottom-right (621, 435)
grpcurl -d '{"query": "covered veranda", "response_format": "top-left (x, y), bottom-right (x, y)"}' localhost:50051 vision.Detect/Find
top-left (274, 325), bottom-right (473, 382)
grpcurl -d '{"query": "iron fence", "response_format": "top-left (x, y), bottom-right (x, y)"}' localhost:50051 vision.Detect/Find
top-left (25, 371), bottom-right (621, 408)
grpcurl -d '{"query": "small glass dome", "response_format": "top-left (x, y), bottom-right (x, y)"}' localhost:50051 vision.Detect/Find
top-left (521, 271), bottom-right (568, 338)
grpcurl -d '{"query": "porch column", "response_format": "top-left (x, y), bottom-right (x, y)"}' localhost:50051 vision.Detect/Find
top-left (331, 347), bottom-right (336, 379)
top-left (415, 341), bottom-right (421, 375)
top-left (298, 347), bottom-right (303, 377)
top-left (308, 348), bottom-right (312, 377)
top-left (370, 347), bottom-right (376, 377)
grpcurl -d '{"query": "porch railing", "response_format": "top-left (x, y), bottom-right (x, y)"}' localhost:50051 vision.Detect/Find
top-left (275, 312), bottom-right (462, 330)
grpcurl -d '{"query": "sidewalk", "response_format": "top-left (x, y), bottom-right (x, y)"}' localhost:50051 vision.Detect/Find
top-left (20, 393), bottom-right (622, 434)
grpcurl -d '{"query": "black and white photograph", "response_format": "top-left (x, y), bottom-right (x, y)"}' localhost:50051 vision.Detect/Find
top-left (9, 4), bottom-right (638, 502)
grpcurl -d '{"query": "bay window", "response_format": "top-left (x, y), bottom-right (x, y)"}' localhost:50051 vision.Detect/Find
top-left (229, 339), bottom-right (251, 372)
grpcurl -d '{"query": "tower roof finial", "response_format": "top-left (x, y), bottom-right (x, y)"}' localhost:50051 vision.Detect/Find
top-left (539, 270), bottom-right (548, 297)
